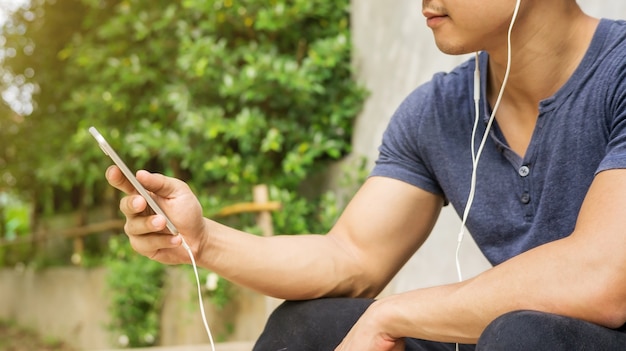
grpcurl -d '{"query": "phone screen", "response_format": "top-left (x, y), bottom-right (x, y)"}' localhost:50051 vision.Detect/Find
top-left (89, 126), bottom-right (179, 235)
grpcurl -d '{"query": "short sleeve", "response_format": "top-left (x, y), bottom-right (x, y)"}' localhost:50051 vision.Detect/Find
top-left (596, 52), bottom-right (626, 173)
top-left (369, 81), bottom-right (445, 197)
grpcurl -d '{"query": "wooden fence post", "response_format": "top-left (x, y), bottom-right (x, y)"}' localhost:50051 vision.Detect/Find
top-left (253, 184), bottom-right (274, 237)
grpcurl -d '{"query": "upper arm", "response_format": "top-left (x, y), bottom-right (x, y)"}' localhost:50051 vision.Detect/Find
top-left (327, 176), bottom-right (444, 297)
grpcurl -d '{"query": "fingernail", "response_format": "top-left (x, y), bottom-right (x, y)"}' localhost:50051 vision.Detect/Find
top-left (170, 235), bottom-right (182, 246)
top-left (132, 196), bottom-right (143, 210)
top-left (151, 216), bottom-right (164, 228)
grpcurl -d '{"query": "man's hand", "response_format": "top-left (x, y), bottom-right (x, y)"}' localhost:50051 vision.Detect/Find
top-left (105, 165), bottom-right (207, 265)
top-left (335, 301), bottom-right (405, 351)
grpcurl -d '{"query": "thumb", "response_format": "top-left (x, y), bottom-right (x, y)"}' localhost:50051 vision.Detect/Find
top-left (136, 170), bottom-right (188, 198)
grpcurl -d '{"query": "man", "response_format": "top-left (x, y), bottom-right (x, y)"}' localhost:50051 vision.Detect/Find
top-left (105, 0), bottom-right (626, 349)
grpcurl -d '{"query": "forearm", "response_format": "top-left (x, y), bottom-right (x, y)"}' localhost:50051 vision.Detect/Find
top-left (370, 236), bottom-right (626, 344)
top-left (368, 170), bottom-right (626, 343)
top-left (192, 218), bottom-right (366, 300)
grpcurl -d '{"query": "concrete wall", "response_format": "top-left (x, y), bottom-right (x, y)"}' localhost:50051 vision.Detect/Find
top-left (0, 267), bottom-right (111, 348)
top-left (0, 266), bottom-right (267, 349)
top-left (349, 0), bottom-right (626, 292)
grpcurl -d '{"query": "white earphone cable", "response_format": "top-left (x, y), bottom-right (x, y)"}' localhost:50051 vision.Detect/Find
top-left (181, 236), bottom-right (216, 351)
top-left (457, 51), bottom-right (483, 283)
top-left (455, 0), bottom-right (521, 283)
top-left (454, 5), bottom-right (521, 349)
top-left (454, 3), bottom-right (520, 347)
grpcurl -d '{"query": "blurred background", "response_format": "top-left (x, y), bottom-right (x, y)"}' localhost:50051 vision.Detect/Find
top-left (0, 0), bottom-right (624, 350)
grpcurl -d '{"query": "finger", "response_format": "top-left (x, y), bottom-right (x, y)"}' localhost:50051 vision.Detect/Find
top-left (123, 213), bottom-right (168, 235)
top-left (128, 232), bottom-right (183, 258)
top-left (136, 170), bottom-right (188, 198)
top-left (119, 194), bottom-right (151, 216)
top-left (119, 195), bottom-right (168, 234)
top-left (105, 165), bottom-right (139, 195)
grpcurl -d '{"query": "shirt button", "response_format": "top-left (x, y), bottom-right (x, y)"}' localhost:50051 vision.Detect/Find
top-left (521, 192), bottom-right (531, 204)
top-left (518, 165), bottom-right (530, 177)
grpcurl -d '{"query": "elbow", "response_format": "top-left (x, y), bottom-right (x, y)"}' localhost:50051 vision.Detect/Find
top-left (551, 291), bottom-right (626, 329)
top-left (334, 272), bottom-right (387, 299)
top-left (360, 273), bottom-right (396, 298)
top-left (593, 298), bottom-right (626, 329)
top-left (349, 281), bottom-right (388, 299)
top-left (566, 236), bottom-right (626, 329)
top-left (326, 235), bottom-right (392, 299)
top-left (332, 265), bottom-right (391, 299)
top-left (596, 267), bottom-right (626, 328)
top-left (582, 276), bottom-right (626, 329)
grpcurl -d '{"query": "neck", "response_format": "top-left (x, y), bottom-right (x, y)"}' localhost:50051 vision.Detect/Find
top-left (486, 2), bottom-right (599, 109)
top-left (481, 1), bottom-right (599, 157)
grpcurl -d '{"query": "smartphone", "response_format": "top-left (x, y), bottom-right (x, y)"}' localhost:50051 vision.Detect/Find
top-left (89, 126), bottom-right (179, 235)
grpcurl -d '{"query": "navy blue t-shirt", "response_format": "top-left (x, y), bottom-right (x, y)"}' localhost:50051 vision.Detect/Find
top-left (371, 19), bottom-right (626, 265)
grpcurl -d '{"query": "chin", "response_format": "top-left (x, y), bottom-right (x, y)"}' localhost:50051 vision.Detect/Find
top-left (434, 41), bottom-right (472, 56)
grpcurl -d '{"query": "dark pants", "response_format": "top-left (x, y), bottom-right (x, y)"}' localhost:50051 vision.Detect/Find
top-left (253, 298), bottom-right (626, 350)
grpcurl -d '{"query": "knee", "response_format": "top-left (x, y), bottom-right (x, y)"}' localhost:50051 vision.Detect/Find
top-left (263, 299), bottom-right (325, 332)
top-left (264, 297), bottom-right (373, 328)
top-left (477, 310), bottom-right (558, 351)
top-left (254, 298), bottom-right (374, 351)
top-left (253, 300), bottom-right (320, 351)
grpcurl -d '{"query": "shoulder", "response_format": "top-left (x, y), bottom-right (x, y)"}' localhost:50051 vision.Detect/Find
top-left (372, 56), bottom-right (478, 195)
top-left (594, 19), bottom-right (626, 61)
top-left (392, 56), bottom-right (476, 125)
top-left (603, 18), bottom-right (626, 38)
top-left (595, 20), bottom-right (626, 110)
top-left (564, 19), bottom-right (626, 114)
top-left (381, 55), bottom-right (478, 151)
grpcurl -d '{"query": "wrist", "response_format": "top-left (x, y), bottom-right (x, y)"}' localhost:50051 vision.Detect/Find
top-left (366, 296), bottom-right (407, 341)
top-left (189, 218), bottom-right (212, 267)
top-left (373, 293), bottom-right (420, 340)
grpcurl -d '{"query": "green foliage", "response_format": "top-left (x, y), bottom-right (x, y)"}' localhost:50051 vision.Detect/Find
top-left (0, 193), bottom-right (32, 266)
top-left (1, 0), bottom-right (366, 210)
top-left (0, 194), bottom-right (30, 241)
top-left (0, 0), bottom-right (90, 206)
top-left (105, 236), bottom-right (165, 347)
top-left (1, 0), bottom-right (367, 345)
